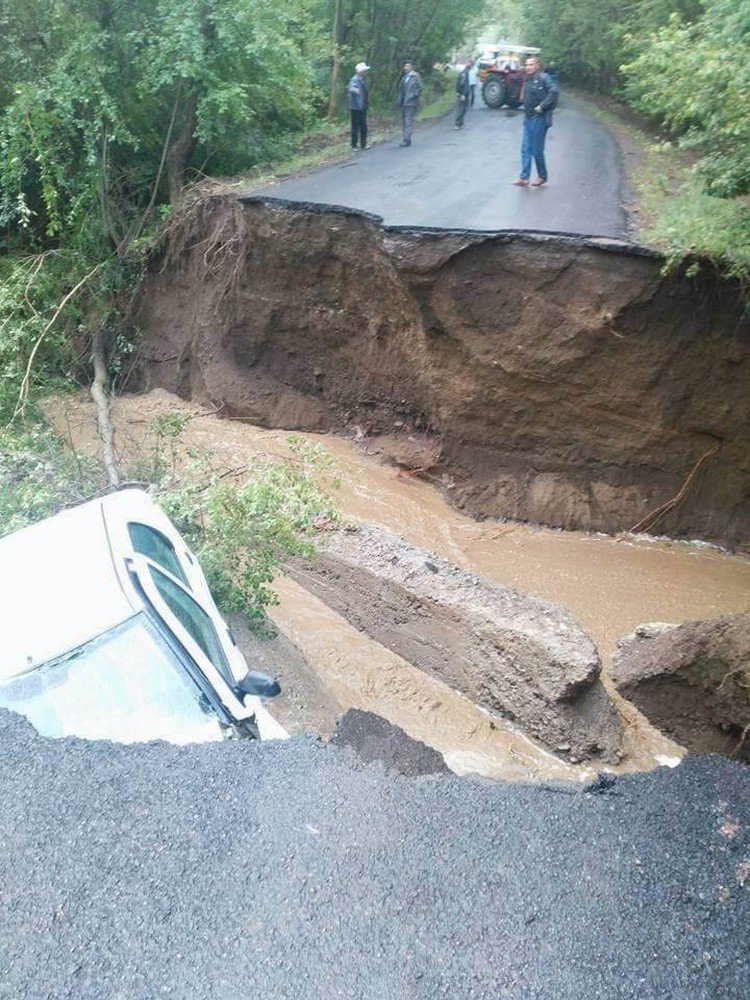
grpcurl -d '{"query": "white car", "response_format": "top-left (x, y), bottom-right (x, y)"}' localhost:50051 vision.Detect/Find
top-left (0, 489), bottom-right (287, 745)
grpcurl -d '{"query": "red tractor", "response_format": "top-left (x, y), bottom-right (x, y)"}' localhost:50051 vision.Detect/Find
top-left (480, 64), bottom-right (524, 108)
top-left (476, 46), bottom-right (539, 109)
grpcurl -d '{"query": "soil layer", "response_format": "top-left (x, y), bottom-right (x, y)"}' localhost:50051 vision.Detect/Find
top-left (137, 198), bottom-right (750, 549)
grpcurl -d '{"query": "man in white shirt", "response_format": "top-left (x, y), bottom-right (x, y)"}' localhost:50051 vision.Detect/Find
top-left (467, 59), bottom-right (478, 107)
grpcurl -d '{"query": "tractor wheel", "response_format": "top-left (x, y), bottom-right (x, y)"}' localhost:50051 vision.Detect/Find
top-left (482, 77), bottom-right (506, 109)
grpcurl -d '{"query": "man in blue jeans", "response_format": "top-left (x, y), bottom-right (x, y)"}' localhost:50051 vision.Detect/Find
top-left (512, 55), bottom-right (559, 188)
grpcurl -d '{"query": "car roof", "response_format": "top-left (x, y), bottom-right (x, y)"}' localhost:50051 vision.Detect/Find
top-left (0, 492), bottom-right (149, 680)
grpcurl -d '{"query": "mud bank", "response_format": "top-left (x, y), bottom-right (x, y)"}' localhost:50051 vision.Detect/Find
top-left (138, 197), bottom-right (750, 549)
top-left (288, 525), bottom-right (623, 763)
top-left (613, 614), bottom-right (750, 760)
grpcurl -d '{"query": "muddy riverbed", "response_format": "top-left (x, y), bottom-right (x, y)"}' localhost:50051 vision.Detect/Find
top-left (46, 390), bottom-right (750, 781)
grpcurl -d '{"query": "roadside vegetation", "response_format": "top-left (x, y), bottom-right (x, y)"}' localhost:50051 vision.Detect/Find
top-left (0, 0), bottom-right (480, 619)
top-left (520, 0), bottom-right (750, 283)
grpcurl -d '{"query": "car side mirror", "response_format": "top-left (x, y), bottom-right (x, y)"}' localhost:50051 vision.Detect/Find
top-left (235, 670), bottom-right (281, 700)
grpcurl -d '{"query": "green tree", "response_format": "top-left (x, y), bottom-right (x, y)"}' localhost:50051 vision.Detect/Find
top-left (0, 0), bottom-right (325, 420)
top-left (519, 0), bottom-right (703, 91)
top-left (623, 0), bottom-right (750, 198)
top-left (322, 0), bottom-right (485, 114)
top-left (0, 0), bottom-right (324, 244)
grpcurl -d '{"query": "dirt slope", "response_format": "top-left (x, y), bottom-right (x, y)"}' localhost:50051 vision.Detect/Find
top-left (137, 197), bottom-right (750, 549)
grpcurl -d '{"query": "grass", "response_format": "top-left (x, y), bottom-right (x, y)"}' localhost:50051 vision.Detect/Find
top-left (571, 91), bottom-right (750, 286)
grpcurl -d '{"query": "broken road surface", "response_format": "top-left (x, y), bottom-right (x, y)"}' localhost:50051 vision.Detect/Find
top-left (1, 710), bottom-right (748, 999)
top-left (249, 96), bottom-right (627, 237)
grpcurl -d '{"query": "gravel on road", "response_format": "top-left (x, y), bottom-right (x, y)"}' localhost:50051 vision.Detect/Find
top-left (1, 708), bottom-right (748, 1000)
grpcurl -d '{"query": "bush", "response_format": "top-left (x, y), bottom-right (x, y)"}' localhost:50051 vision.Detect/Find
top-left (0, 413), bottom-right (340, 628)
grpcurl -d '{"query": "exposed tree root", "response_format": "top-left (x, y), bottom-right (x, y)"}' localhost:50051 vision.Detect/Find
top-left (629, 442), bottom-right (721, 534)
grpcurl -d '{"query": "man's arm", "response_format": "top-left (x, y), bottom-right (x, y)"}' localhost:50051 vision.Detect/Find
top-left (538, 73), bottom-right (559, 112)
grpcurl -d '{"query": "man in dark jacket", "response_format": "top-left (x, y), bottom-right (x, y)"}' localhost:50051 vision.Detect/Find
top-left (454, 63), bottom-right (471, 130)
top-left (348, 62), bottom-right (370, 150)
top-left (512, 55), bottom-right (559, 187)
top-left (398, 61), bottom-right (422, 147)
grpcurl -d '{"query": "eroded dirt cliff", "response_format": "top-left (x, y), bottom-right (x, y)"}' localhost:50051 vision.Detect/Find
top-left (137, 197), bottom-right (750, 548)
top-left (612, 615), bottom-right (750, 760)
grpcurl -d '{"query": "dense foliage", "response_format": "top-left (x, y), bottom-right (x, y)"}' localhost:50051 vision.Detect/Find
top-left (519, 0), bottom-right (703, 92)
top-left (623, 0), bottom-right (750, 198)
top-left (519, 0), bottom-right (749, 197)
top-left (518, 0), bottom-right (750, 275)
top-left (322, 0), bottom-right (485, 115)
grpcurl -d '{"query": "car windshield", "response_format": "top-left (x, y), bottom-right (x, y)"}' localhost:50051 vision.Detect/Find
top-left (0, 614), bottom-right (223, 745)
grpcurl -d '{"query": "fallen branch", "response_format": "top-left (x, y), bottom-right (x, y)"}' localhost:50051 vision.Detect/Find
top-left (628, 443), bottom-right (721, 535)
top-left (90, 326), bottom-right (120, 487)
top-left (13, 262), bottom-right (102, 421)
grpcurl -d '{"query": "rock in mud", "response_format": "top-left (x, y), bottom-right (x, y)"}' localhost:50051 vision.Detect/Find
top-left (612, 613), bottom-right (750, 760)
top-left (288, 525), bottom-right (623, 763)
top-left (330, 709), bottom-right (451, 776)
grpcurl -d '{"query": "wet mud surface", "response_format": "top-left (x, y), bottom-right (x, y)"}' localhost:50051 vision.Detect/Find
top-left (45, 391), bottom-right (750, 781)
top-left (287, 524), bottom-right (624, 764)
top-left (613, 614), bottom-right (750, 760)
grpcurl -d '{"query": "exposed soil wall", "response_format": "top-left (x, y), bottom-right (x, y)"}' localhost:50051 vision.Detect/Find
top-left (612, 615), bottom-right (750, 761)
top-left (137, 196), bottom-right (750, 549)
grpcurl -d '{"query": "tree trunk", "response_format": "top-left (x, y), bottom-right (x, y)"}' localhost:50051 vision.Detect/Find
top-left (166, 94), bottom-right (198, 204)
top-left (327, 0), bottom-right (343, 122)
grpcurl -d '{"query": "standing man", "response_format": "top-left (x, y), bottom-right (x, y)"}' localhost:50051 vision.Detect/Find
top-left (348, 61), bottom-right (370, 151)
top-left (398, 60), bottom-right (422, 147)
top-left (454, 62), bottom-right (471, 130)
top-left (467, 58), bottom-right (478, 107)
top-left (512, 55), bottom-right (559, 188)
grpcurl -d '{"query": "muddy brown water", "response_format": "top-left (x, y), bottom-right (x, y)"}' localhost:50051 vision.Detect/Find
top-left (46, 391), bottom-right (750, 781)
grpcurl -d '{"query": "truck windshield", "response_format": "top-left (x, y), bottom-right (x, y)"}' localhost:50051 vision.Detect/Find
top-left (0, 615), bottom-right (223, 745)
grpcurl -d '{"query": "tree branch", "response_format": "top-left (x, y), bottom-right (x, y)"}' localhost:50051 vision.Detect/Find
top-left (13, 262), bottom-right (102, 421)
top-left (90, 324), bottom-right (120, 487)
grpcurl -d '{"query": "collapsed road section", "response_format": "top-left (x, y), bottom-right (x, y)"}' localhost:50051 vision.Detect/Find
top-left (1, 708), bottom-right (748, 1000)
top-left (137, 197), bottom-right (749, 550)
top-left (288, 524), bottom-right (623, 764)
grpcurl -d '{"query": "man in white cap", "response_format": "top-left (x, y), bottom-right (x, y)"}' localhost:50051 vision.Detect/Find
top-left (348, 61), bottom-right (370, 150)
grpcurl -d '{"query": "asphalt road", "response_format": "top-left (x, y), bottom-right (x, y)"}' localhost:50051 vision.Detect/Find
top-left (251, 96), bottom-right (627, 237)
top-left (1, 708), bottom-right (748, 1000)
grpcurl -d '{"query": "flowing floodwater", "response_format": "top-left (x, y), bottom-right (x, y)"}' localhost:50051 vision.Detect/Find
top-left (48, 391), bottom-right (750, 780)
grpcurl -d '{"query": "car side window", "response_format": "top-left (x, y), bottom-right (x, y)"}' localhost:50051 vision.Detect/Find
top-left (148, 564), bottom-right (233, 686)
top-left (128, 522), bottom-right (190, 587)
